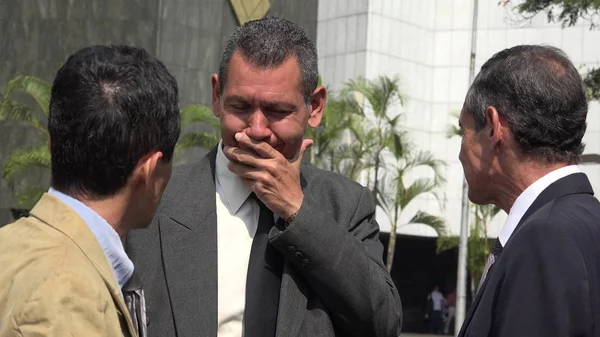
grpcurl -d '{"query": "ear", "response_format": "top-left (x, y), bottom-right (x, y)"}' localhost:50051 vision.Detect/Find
top-left (485, 106), bottom-right (505, 148)
top-left (307, 85), bottom-right (326, 128)
top-left (133, 151), bottom-right (164, 189)
top-left (211, 73), bottom-right (221, 118)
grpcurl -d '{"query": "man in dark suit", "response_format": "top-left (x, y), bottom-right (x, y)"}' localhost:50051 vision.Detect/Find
top-left (457, 44), bottom-right (600, 336)
top-left (126, 17), bottom-right (402, 337)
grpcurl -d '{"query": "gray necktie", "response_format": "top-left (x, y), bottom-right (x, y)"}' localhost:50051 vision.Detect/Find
top-left (477, 238), bottom-right (503, 292)
top-left (123, 273), bottom-right (147, 337)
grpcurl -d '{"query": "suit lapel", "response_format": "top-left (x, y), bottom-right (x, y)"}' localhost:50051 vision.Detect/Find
top-left (160, 148), bottom-right (218, 337)
top-left (29, 194), bottom-right (138, 336)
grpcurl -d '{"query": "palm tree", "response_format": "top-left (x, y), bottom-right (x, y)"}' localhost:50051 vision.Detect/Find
top-left (339, 76), bottom-right (411, 196)
top-left (326, 76), bottom-right (447, 272)
top-left (0, 76), bottom-right (51, 207)
top-left (378, 151), bottom-right (448, 272)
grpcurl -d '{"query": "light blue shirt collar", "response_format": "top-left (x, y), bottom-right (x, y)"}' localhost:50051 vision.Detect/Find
top-left (48, 187), bottom-right (134, 290)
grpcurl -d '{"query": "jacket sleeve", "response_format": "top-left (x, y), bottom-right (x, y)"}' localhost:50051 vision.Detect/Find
top-left (269, 186), bottom-right (402, 337)
top-left (13, 271), bottom-right (112, 337)
top-left (492, 219), bottom-right (592, 337)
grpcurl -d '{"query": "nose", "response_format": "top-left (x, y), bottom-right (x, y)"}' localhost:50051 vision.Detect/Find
top-left (246, 110), bottom-right (272, 141)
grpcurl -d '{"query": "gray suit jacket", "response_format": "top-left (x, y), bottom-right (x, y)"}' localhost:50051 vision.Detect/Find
top-left (125, 148), bottom-right (402, 337)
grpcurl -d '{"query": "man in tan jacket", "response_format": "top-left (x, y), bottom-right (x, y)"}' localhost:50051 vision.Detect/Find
top-left (0, 45), bottom-right (181, 337)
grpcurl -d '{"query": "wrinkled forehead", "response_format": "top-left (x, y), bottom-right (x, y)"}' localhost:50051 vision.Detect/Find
top-left (222, 54), bottom-right (304, 100)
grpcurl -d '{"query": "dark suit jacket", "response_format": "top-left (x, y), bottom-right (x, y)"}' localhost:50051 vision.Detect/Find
top-left (459, 173), bottom-right (600, 337)
top-left (125, 148), bottom-right (402, 337)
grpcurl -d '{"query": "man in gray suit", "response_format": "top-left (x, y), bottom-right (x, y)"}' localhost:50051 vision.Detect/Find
top-left (126, 17), bottom-right (402, 337)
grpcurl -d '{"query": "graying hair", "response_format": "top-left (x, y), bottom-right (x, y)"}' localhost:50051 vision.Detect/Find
top-left (218, 17), bottom-right (319, 105)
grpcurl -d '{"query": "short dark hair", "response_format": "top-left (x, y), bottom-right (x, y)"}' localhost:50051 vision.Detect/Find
top-left (464, 44), bottom-right (587, 163)
top-left (218, 16), bottom-right (319, 104)
top-left (49, 45), bottom-right (181, 197)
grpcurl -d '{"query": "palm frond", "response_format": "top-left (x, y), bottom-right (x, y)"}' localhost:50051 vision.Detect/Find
top-left (384, 129), bottom-right (412, 160)
top-left (447, 124), bottom-right (463, 138)
top-left (324, 97), bottom-right (353, 123)
top-left (180, 104), bottom-right (220, 130)
top-left (436, 236), bottom-right (460, 253)
top-left (176, 132), bottom-right (220, 150)
top-left (15, 185), bottom-right (46, 207)
top-left (398, 151), bottom-right (446, 186)
top-left (405, 211), bottom-right (448, 237)
top-left (474, 204), bottom-right (502, 220)
top-left (338, 88), bottom-right (367, 117)
top-left (343, 76), bottom-right (404, 118)
top-left (397, 178), bottom-right (438, 209)
top-left (3, 76), bottom-right (51, 115)
top-left (447, 111), bottom-right (462, 139)
top-left (0, 99), bottom-right (48, 135)
top-left (2, 145), bottom-right (51, 183)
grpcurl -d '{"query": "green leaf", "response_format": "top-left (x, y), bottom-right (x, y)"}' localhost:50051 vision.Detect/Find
top-left (176, 133), bottom-right (220, 150)
top-left (406, 211), bottom-right (448, 237)
top-left (2, 145), bottom-right (51, 183)
top-left (15, 185), bottom-right (46, 208)
top-left (386, 130), bottom-right (410, 159)
top-left (343, 76), bottom-right (404, 119)
top-left (584, 67), bottom-right (600, 101)
top-left (436, 236), bottom-right (460, 253)
top-left (0, 99), bottom-right (48, 135)
top-left (398, 178), bottom-right (438, 210)
top-left (3, 75), bottom-right (51, 115)
top-left (180, 104), bottom-right (220, 129)
top-left (447, 111), bottom-right (462, 138)
top-left (514, 0), bottom-right (600, 28)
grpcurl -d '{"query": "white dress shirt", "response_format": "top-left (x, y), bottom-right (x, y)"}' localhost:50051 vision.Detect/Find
top-left (48, 187), bottom-right (134, 291)
top-left (498, 165), bottom-right (582, 247)
top-left (215, 142), bottom-right (261, 337)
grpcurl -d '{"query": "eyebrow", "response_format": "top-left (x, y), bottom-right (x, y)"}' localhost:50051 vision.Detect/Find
top-left (223, 95), bottom-right (250, 105)
top-left (262, 100), bottom-right (297, 111)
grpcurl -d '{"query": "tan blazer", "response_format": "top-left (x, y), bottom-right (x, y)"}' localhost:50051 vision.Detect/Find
top-left (0, 193), bottom-right (137, 337)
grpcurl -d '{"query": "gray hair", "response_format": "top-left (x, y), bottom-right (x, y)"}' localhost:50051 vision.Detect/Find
top-left (218, 16), bottom-right (319, 105)
top-left (464, 44), bottom-right (587, 164)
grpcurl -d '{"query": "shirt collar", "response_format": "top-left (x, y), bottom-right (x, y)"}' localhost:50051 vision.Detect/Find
top-left (48, 187), bottom-right (134, 289)
top-left (498, 165), bottom-right (582, 246)
top-left (215, 141), bottom-right (253, 214)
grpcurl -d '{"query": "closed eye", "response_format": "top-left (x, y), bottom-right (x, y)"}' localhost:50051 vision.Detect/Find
top-left (228, 104), bottom-right (251, 113)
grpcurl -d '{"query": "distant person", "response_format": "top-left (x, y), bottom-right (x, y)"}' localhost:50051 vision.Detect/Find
top-left (0, 45), bottom-right (180, 337)
top-left (126, 16), bottom-right (402, 337)
top-left (427, 285), bottom-right (445, 334)
top-left (444, 289), bottom-right (456, 334)
top-left (457, 44), bottom-right (600, 336)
